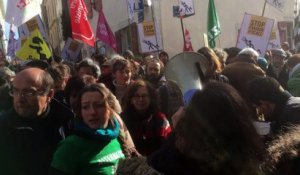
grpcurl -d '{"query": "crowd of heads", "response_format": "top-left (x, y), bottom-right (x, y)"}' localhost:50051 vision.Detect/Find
top-left (1, 43), bottom-right (300, 174)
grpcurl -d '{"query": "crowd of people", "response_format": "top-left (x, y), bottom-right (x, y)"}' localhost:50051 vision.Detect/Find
top-left (0, 43), bottom-right (300, 175)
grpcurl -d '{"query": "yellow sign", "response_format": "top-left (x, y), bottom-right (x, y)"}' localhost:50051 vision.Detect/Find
top-left (269, 30), bottom-right (276, 40)
top-left (247, 16), bottom-right (267, 37)
top-left (143, 21), bottom-right (155, 36)
top-left (16, 29), bottom-right (52, 60)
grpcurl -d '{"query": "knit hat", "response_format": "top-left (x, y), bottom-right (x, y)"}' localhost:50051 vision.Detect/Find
top-left (271, 49), bottom-right (287, 58)
top-left (257, 57), bottom-right (268, 71)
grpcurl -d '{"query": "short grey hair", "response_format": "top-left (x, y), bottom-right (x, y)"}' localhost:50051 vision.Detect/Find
top-left (76, 58), bottom-right (101, 79)
top-left (238, 48), bottom-right (259, 60)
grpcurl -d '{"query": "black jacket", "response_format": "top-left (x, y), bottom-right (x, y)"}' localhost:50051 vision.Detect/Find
top-left (0, 99), bottom-right (74, 175)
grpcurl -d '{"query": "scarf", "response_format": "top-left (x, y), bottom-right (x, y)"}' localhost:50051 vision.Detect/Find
top-left (74, 117), bottom-right (120, 141)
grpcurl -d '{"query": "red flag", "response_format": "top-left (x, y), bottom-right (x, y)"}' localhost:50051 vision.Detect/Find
top-left (69, 0), bottom-right (95, 47)
top-left (96, 9), bottom-right (117, 51)
top-left (183, 29), bottom-right (194, 51)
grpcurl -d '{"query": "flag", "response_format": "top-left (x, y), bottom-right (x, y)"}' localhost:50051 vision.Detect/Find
top-left (135, 0), bottom-right (144, 23)
top-left (5, 0), bottom-right (41, 27)
top-left (6, 25), bottom-right (18, 58)
top-left (69, 0), bottom-right (95, 47)
top-left (266, 0), bottom-right (285, 12)
top-left (207, 0), bottom-right (221, 48)
top-left (183, 29), bottom-right (194, 51)
top-left (127, 0), bottom-right (135, 22)
top-left (16, 29), bottom-right (51, 60)
top-left (96, 9), bottom-right (117, 51)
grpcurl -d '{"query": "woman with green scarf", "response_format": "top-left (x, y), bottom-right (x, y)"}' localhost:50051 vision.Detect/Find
top-left (50, 83), bottom-right (125, 175)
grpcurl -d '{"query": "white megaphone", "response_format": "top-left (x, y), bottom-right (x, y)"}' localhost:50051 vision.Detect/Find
top-left (165, 52), bottom-right (209, 95)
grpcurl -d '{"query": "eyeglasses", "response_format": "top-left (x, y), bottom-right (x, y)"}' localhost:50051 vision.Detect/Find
top-left (9, 88), bottom-right (46, 98)
top-left (133, 94), bottom-right (150, 99)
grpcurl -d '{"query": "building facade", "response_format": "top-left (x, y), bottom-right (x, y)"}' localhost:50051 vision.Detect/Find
top-left (43, 0), bottom-right (298, 59)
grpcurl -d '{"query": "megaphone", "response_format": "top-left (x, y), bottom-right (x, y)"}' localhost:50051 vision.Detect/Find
top-left (165, 52), bottom-right (209, 95)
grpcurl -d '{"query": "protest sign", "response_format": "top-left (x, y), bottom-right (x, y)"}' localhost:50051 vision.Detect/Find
top-left (138, 21), bottom-right (163, 53)
top-left (16, 29), bottom-right (51, 60)
top-left (236, 13), bottom-right (274, 56)
top-left (61, 37), bottom-right (83, 62)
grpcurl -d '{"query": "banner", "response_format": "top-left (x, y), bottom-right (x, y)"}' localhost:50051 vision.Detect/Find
top-left (61, 37), bottom-right (83, 62)
top-left (96, 9), bottom-right (117, 51)
top-left (207, 0), bottom-right (221, 48)
top-left (127, 0), bottom-right (135, 22)
top-left (5, 0), bottom-right (41, 27)
top-left (268, 30), bottom-right (281, 49)
top-left (18, 15), bottom-right (48, 41)
top-left (266, 0), bottom-right (285, 12)
top-left (183, 29), bottom-right (194, 51)
top-left (236, 13), bottom-right (274, 56)
top-left (16, 29), bottom-right (51, 60)
top-left (69, 0), bottom-right (95, 47)
top-left (179, 0), bottom-right (195, 17)
top-left (135, 0), bottom-right (144, 23)
top-left (6, 25), bottom-right (18, 58)
top-left (138, 21), bottom-right (163, 53)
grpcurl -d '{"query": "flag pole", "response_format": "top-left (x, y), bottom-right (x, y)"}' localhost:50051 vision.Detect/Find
top-left (151, 3), bottom-right (160, 57)
top-left (218, 36), bottom-right (221, 48)
top-left (180, 18), bottom-right (185, 45)
top-left (178, 0), bottom-right (185, 48)
top-left (262, 0), bottom-right (267, 16)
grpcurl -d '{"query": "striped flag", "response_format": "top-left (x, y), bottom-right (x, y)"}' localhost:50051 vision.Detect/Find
top-left (69, 0), bottom-right (95, 47)
top-left (207, 0), bottom-right (221, 48)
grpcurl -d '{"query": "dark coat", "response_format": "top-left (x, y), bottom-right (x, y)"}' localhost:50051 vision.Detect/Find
top-left (271, 96), bottom-right (300, 134)
top-left (0, 99), bottom-right (74, 175)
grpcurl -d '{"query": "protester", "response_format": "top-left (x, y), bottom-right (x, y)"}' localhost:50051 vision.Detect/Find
top-left (50, 83), bottom-right (125, 175)
top-left (0, 49), bottom-right (8, 67)
top-left (0, 67), bottom-right (15, 113)
top-left (223, 47), bottom-right (242, 64)
top-left (158, 51), bottom-right (169, 66)
top-left (266, 49), bottom-right (289, 89)
top-left (48, 64), bottom-right (71, 105)
top-left (64, 75), bottom-right (96, 110)
top-left (222, 62), bottom-right (266, 99)
top-left (246, 76), bottom-right (300, 135)
top-left (64, 76), bottom-right (139, 157)
top-left (122, 50), bottom-right (144, 80)
top-left (144, 58), bottom-right (183, 120)
top-left (197, 46), bottom-right (228, 82)
top-left (286, 54), bottom-right (300, 97)
top-left (106, 59), bottom-right (134, 103)
top-left (281, 41), bottom-right (293, 58)
top-left (0, 67), bottom-right (73, 175)
top-left (146, 82), bottom-right (265, 174)
top-left (213, 48), bottom-right (228, 69)
top-left (263, 125), bottom-right (300, 174)
top-left (121, 80), bottom-right (172, 156)
top-left (76, 58), bottom-right (101, 81)
top-left (144, 58), bottom-right (166, 89)
top-left (234, 47), bottom-right (259, 64)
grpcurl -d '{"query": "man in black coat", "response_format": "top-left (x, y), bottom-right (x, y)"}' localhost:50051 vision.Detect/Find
top-left (246, 76), bottom-right (300, 135)
top-left (0, 67), bottom-right (74, 175)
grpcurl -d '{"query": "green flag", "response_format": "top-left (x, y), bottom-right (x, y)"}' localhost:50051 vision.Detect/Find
top-left (207, 0), bottom-right (221, 48)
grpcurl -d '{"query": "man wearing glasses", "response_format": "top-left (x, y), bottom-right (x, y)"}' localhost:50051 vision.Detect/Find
top-left (0, 67), bottom-right (73, 175)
